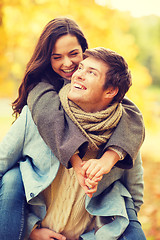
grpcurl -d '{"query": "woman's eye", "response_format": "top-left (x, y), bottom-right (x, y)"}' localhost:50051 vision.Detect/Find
top-left (53, 57), bottom-right (61, 60)
top-left (70, 52), bottom-right (78, 57)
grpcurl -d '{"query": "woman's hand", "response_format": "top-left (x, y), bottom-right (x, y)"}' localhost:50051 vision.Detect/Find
top-left (81, 149), bottom-right (120, 181)
top-left (29, 228), bottom-right (66, 240)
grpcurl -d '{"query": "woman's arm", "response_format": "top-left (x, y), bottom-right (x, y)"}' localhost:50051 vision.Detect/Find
top-left (100, 97), bottom-right (145, 169)
top-left (27, 81), bottom-right (88, 168)
top-left (28, 81), bottom-right (144, 170)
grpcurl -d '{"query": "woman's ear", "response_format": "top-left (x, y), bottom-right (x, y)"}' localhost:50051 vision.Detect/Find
top-left (104, 86), bottom-right (119, 99)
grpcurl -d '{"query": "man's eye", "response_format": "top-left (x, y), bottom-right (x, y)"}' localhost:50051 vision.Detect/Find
top-left (89, 71), bottom-right (96, 75)
top-left (78, 66), bottom-right (83, 70)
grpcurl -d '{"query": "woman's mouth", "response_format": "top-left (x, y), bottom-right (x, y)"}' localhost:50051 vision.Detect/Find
top-left (62, 67), bottom-right (75, 73)
top-left (61, 67), bottom-right (77, 78)
top-left (62, 67), bottom-right (77, 74)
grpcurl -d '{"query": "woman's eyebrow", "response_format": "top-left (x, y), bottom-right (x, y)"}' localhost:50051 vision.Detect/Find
top-left (51, 49), bottom-right (80, 56)
top-left (51, 53), bottom-right (61, 56)
top-left (70, 49), bottom-right (80, 53)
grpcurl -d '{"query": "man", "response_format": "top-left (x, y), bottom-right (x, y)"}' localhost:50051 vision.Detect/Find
top-left (30, 48), bottom-right (146, 239)
top-left (66, 47), bottom-right (133, 195)
top-left (0, 48), bottom-right (146, 240)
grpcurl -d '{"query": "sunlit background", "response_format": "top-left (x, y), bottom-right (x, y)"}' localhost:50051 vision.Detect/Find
top-left (0, 1), bottom-right (160, 239)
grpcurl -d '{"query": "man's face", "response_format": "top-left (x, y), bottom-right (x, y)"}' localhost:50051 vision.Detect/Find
top-left (68, 56), bottom-right (109, 113)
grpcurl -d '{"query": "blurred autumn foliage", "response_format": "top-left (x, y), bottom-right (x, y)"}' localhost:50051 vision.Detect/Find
top-left (0, 0), bottom-right (160, 239)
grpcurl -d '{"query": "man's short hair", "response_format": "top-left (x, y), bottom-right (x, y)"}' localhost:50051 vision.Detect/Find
top-left (83, 47), bottom-right (132, 103)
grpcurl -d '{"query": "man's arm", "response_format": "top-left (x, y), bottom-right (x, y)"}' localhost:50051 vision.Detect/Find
top-left (27, 82), bottom-right (88, 168)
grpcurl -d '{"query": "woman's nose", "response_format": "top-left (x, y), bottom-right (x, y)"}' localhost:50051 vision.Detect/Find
top-left (63, 57), bottom-right (72, 67)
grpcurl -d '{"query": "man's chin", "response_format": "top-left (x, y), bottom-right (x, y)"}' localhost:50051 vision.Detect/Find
top-left (67, 91), bottom-right (75, 101)
top-left (67, 92), bottom-right (80, 104)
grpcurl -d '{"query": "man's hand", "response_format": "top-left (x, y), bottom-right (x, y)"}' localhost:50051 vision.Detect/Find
top-left (29, 228), bottom-right (66, 240)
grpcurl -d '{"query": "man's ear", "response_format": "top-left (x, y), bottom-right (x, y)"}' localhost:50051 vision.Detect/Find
top-left (104, 86), bottom-right (119, 99)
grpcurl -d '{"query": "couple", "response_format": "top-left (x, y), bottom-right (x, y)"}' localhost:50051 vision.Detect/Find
top-left (0, 17), bottom-right (146, 239)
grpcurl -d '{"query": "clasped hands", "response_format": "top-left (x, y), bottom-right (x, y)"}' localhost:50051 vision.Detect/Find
top-left (71, 150), bottom-right (119, 198)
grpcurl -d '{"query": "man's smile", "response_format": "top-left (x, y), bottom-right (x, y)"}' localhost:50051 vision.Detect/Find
top-left (73, 82), bottom-right (87, 90)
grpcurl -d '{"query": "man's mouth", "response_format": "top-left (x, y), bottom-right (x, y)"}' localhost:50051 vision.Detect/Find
top-left (73, 83), bottom-right (87, 90)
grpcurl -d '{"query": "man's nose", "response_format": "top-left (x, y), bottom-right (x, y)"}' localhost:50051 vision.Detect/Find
top-left (63, 57), bottom-right (72, 67)
top-left (76, 69), bottom-right (86, 80)
top-left (79, 72), bottom-right (86, 81)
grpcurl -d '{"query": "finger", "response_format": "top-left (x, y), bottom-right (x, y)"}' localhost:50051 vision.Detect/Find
top-left (81, 161), bottom-right (85, 166)
top-left (85, 179), bottom-right (98, 190)
top-left (87, 166), bottom-right (101, 180)
top-left (81, 161), bottom-right (90, 173)
top-left (49, 230), bottom-right (66, 240)
top-left (86, 165), bottom-right (98, 179)
top-left (85, 181), bottom-right (93, 189)
top-left (86, 178), bottom-right (98, 186)
top-left (81, 167), bottom-right (86, 177)
top-left (93, 169), bottom-right (106, 179)
top-left (86, 185), bottom-right (97, 194)
top-left (81, 162), bottom-right (91, 177)
top-left (86, 192), bottom-right (93, 198)
top-left (92, 175), bottom-right (103, 182)
top-left (81, 184), bottom-right (90, 194)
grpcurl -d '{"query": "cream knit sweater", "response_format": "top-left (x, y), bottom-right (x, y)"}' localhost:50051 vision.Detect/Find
top-left (41, 151), bottom-right (97, 240)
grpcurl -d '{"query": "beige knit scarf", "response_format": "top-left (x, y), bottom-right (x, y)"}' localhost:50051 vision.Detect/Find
top-left (59, 84), bottom-right (122, 150)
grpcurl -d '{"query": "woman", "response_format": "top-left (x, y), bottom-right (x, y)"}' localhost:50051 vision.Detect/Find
top-left (0, 17), bottom-right (145, 239)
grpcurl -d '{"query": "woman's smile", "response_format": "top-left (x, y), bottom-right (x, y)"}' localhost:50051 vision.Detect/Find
top-left (51, 34), bottom-right (83, 80)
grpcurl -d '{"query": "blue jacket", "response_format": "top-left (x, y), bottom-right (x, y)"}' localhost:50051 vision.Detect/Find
top-left (0, 106), bottom-right (144, 239)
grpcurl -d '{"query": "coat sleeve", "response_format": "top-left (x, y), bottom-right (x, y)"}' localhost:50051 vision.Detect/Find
top-left (101, 97), bottom-right (145, 169)
top-left (121, 151), bottom-right (144, 213)
top-left (27, 81), bottom-right (88, 168)
top-left (0, 107), bottom-right (27, 176)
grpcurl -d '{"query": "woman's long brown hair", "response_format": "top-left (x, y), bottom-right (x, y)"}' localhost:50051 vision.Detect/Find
top-left (12, 17), bottom-right (88, 118)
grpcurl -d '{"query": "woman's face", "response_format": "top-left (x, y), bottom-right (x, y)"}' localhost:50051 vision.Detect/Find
top-left (50, 34), bottom-right (83, 80)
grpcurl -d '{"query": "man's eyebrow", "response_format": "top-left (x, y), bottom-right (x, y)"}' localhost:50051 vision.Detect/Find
top-left (89, 67), bottom-right (99, 72)
top-left (88, 66), bottom-right (100, 74)
top-left (79, 62), bottom-right (100, 73)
